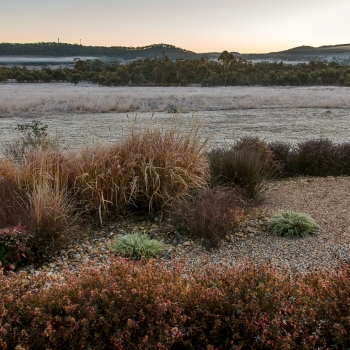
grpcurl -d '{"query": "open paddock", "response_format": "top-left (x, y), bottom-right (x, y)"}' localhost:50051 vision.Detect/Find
top-left (1, 84), bottom-right (349, 149)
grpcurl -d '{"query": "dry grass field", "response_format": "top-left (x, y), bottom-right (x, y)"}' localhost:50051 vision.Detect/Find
top-left (1, 84), bottom-right (350, 149)
top-left (1, 84), bottom-right (350, 116)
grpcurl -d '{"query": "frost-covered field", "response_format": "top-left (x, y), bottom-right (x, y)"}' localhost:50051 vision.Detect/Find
top-left (1, 83), bottom-right (350, 116)
top-left (1, 109), bottom-right (350, 149)
top-left (0, 84), bottom-right (350, 148)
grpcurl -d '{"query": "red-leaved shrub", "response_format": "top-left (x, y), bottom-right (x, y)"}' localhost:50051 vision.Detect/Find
top-left (1, 259), bottom-right (350, 349)
top-left (0, 225), bottom-right (37, 270)
top-left (175, 187), bottom-right (244, 247)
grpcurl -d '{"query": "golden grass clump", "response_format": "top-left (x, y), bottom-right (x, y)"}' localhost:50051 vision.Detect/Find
top-left (26, 172), bottom-right (78, 250)
top-left (19, 147), bottom-right (70, 192)
top-left (0, 148), bottom-right (79, 252)
top-left (1, 122), bottom-right (209, 250)
top-left (68, 142), bottom-right (134, 220)
top-left (69, 124), bottom-right (210, 221)
top-left (0, 157), bottom-right (28, 228)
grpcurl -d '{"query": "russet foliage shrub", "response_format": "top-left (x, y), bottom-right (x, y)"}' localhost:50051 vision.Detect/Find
top-left (175, 187), bottom-right (244, 247)
top-left (294, 137), bottom-right (337, 176)
top-left (0, 225), bottom-right (37, 270)
top-left (268, 138), bottom-right (350, 177)
top-left (1, 259), bottom-right (350, 349)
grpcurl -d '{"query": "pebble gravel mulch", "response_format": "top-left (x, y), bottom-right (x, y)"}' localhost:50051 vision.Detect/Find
top-left (16, 176), bottom-right (350, 279)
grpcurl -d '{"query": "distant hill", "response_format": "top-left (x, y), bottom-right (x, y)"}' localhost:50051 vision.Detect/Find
top-left (280, 44), bottom-right (350, 55)
top-left (0, 42), bottom-right (349, 65)
top-left (0, 42), bottom-right (207, 61)
top-left (243, 43), bottom-right (350, 61)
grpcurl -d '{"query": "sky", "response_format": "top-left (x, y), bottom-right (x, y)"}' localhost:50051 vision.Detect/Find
top-left (1, 0), bottom-right (349, 53)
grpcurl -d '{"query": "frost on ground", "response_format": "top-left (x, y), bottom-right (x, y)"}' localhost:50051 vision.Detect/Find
top-left (1, 108), bottom-right (350, 150)
top-left (0, 83), bottom-right (350, 116)
top-left (0, 84), bottom-right (350, 149)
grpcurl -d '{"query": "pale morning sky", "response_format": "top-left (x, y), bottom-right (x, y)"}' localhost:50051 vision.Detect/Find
top-left (1, 0), bottom-right (349, 53)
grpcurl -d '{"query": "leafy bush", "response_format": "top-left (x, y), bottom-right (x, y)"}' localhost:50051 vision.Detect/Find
top-left (175, 187), bottom-right (244, 247)
top-left (268, 140), bottom-right (296, 176)
top-left (335, 141), bottom-right (350, 175)
top-left (209, 138), bottom-right (277, 201)
top-left (112, 232), bottom-right (166, 260)
top-left (268, 210), bottom-right (319, 238)
top-left (267, 138), bottom-right (350, 178)
top-left (0, 225), bottom-right (37, 270)
top-left (1, 259), bottom-right (350, 348)
top-left (294, 137), bottom-right (336, 176)
top-left (3, 120), bottom-right (54, 161)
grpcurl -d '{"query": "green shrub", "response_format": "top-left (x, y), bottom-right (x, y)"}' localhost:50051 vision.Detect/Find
top-left (112, 232), bottom-right (166, 260)
top-left (3, 120), bottom-right (54, 161)
top-left (268, 210), bottom-right (319, 238)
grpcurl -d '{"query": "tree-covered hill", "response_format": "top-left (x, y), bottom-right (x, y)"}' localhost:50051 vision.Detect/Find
top-left (244, 44), bottom-right (350, 62)
top-left (0, 42), bottom-right (204, 61)
top-left (2, 42), bottom-right (350, 64)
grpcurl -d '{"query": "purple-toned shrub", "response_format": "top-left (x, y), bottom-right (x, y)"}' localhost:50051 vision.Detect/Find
top-left (0, 225), bottom-right (37, 270)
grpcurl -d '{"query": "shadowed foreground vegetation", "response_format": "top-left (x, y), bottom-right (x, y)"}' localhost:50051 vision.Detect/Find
top-left (1, 259), bottom-right (350, 349)
top-left (1, 123), bottom-right (350, 266)
top-left (1, 123), bottom-right (350, 348)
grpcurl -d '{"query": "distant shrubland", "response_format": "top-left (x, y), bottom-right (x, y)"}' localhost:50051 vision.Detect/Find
top-left (1, 51), bottom-right (350, 86)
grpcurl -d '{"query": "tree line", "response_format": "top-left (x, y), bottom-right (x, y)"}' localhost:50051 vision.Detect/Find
top-left (1, 51), bottom-right (350, 87)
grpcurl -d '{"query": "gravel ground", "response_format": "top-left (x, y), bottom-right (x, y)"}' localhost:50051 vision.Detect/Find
top-left (17, 176), bottom-right (350, 278)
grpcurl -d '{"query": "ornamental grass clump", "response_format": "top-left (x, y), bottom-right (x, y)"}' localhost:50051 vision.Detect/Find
top-left (112, 233), bottom-right (166, 260)
top-left (269, 210), bottom-right (319, 238)
top-left (209, 137), bottom-right (278, 202)
top-left (69, 123), bottom-right (209, 222)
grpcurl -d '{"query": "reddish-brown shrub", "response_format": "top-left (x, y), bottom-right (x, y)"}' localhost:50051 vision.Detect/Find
top-left (268, 140), bottom-right (297, 176)
top-left (175, 187), bottom-right (244, 247)
top-left (335, 141), bottom-right (350, 175)
top-left (0, 225), bottom-right (37, 270)
top-left (294, 137), bottom-right (337, 176)
top-left (269, 138), bottom-right (350, 177)
top-left (1, 259), bottom-right (350, 349)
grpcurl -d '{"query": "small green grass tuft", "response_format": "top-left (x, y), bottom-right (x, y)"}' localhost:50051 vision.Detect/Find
top-left (268, 210), bottom-right (319, 238)
top-left (112, 232), bottom-right (166, 260)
